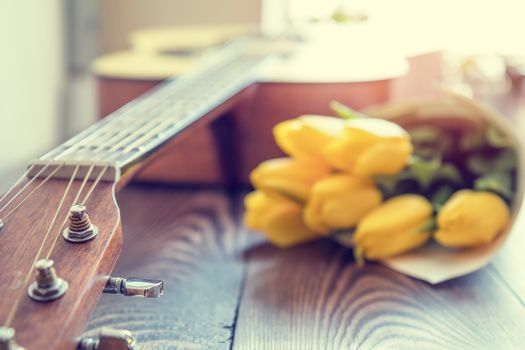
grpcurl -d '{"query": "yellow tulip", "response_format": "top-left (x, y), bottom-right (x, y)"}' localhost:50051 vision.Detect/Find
top-left (244, 190), bottom-right (319, 247)
top-left (273, 115), bottom-right (344, 162)
top-left (354, 194), bottom-right (433, 262)
top-left (250, 158), bottom-right (331, 202)
top-left (324, 118), bottom-right (412, 176)
top-left (304, 174), bottom-right (383, 234)
top-left (435, 190), bottom-right (510, 248)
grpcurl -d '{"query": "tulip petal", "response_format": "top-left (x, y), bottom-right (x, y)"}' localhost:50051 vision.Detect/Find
top-left (250, 158), bottom-right (331, 202)
top-left (323, 118), bottom-right (412, 176)
top-left (273, 115), bottom-right (344, 162)
top-left (244, 190), bottom-right (320, 248)
top-left (321, 188), bottom-right (382, 229)
top-left (435, 190), bottom-right (510, 248)
top-left (263, 205), bottom-right (320, 247)
top-left (360, 229), bottom-right (432, 260)
top-left (354, 139), bottom-right (412, 176)
top-left (354, 195), bottom-right (433, 241)
top-left (304, 174), bottom-right (382, 234)
top-left (353, 194), bottom-right (434, 261)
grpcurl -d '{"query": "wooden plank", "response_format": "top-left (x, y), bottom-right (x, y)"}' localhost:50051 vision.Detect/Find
top-left (489, 210), bottom-right (525, 305)
top-left (85, 185), bottom-right (525, 349)
top-left (86, 185), bottom-right (248, 349)
top-left (233, 238), bottom-right (525, 350)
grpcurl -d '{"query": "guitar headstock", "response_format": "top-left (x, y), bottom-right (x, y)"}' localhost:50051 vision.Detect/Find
top-left (0, 164), bottom-right (122, 349)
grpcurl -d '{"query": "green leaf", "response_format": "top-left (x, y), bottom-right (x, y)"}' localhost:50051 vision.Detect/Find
top-left (434, 164), bottom-right (463, 185)
top-left (374, 174), bottom-right (403, 195)
top-left (486, 126), bottom-right (511, 148)
top-left (417, 217), bottom-right (437, 233)
top-left (353, 246), bottom-right (365, 266)
top-left (460, 131), bottom-right (486, 152)
top-left (467, 148), bottom-right (517, 175)
top-left (474, 171), bottom-right (513, 200)
top-left (329, 100), bottom-right (367, 120)
top-left (430, 185), bottom-right (454, 211)
top-left (409, 127), bottom-right (442, 144)
top-left (374, 159), bottom-right (462, 197)
top-left (330, 229), bottom-right (356, 247)
top-left (408, 126), bottom-right (454, 160)
top-left (410, 156), bottom-right (441, 189)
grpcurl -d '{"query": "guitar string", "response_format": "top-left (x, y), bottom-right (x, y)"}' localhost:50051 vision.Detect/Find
top-left (44, 165), bottom-right (108, 260)
top-left (53, 86), bottom-right (172, 159)
top-left (79, 165), bottom-right (109, 206)
top-left (0, 164), bottom-right (51, 215)
top-left (3, 52), bottom-right (259, 326)
top-left (53, 94), bottom-right (174, 161)
top-left (3, 165), bottom-right (80, 328)
top-left (50, 52), bottom-right (243, 163)
top-left (3, 109), bottom-right (152, 325)
top-left (0, 166), bottom-right (34, 210)
top-left (56, 106), bottom-right (182, 163)
top-left (0, 164), bottom-right (65, 223)
top-left (53, 48), bottom-right (257, 165)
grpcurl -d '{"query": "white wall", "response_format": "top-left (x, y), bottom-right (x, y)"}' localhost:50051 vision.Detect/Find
top-left (0, 1), bottom-right (65, 191)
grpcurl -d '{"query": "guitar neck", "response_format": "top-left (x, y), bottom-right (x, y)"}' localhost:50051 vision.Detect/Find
top-left (28, 38), bottom-right (268, 182)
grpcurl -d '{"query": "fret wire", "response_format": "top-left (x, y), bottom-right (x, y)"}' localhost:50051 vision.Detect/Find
top-left (56, 114), bottom-right (159, 160)
top-left (96, 118), bottom-right (173, 156)
top-left (113, 56), bottom-right (258, 163)
top-left (120, 120), bottom-right (178, 154)
top-left (77, 120), bottom-right (149, 154)
top-left (57, 52), bottom-right (247, 159)
top-left (52, 80), bottom-right (178, 159)
top-left (70, 116), bottom-right (172, 162)
top-left (49, 48), bottom-right (264, 166)
top-left (57, 80), bottom-right (194, 159)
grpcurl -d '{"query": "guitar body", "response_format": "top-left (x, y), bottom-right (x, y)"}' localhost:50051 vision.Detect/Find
top-left (97, 72), bottom-right (430, 185)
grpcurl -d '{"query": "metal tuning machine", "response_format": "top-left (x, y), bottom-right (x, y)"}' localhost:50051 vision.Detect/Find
top-left (63, 204), bottom-right (98, 243)
top-left (0, 327), bottom-right (25, 350)
top-left (103, 277), bottom-right (163, 298)
top-left (78, 328), bottom-right (135, 350)
top-left (27, 259), bottom-right (68, 302)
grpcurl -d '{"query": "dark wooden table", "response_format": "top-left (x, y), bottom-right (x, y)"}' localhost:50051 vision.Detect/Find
top-left (85, 183), bottom-right (525, 349)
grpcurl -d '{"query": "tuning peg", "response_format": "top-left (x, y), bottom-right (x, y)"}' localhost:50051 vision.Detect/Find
top-left (103, 277), bottom-right (163, 298)
top-left (63, 204), bottom-right (98, 243)
top-left (27, 259), bottom-right (68, 302)
top-left (78, 328), bottom-right (135, 350)
top-left (0, 327), bottom-right (25, 350)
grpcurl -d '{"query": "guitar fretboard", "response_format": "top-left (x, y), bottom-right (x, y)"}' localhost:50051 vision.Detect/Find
top-left (29, 39), bottom-right (269, 181)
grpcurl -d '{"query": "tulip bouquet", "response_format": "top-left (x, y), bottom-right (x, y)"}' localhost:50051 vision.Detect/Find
top-left (244, 92), bottom-right (523, 283)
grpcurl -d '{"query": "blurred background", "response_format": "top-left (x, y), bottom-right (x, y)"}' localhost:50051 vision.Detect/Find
top-left (1, 0), bottom-right (525, 192)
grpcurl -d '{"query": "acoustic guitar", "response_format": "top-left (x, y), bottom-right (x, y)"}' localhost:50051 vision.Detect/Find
top-left (92, 25), bottom-right (421, 186)
top-left (0, 33), bottom-right (436, 349)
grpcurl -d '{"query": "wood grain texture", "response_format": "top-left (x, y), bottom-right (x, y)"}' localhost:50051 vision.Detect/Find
top-left (86, 186), bottom-right (248, 349)
top-left (234, 239), bottom-right (525, 350)
top-left (0, 178), bottom-right (121, 350)
top-left (85, 185), bottom-right (525, 350)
